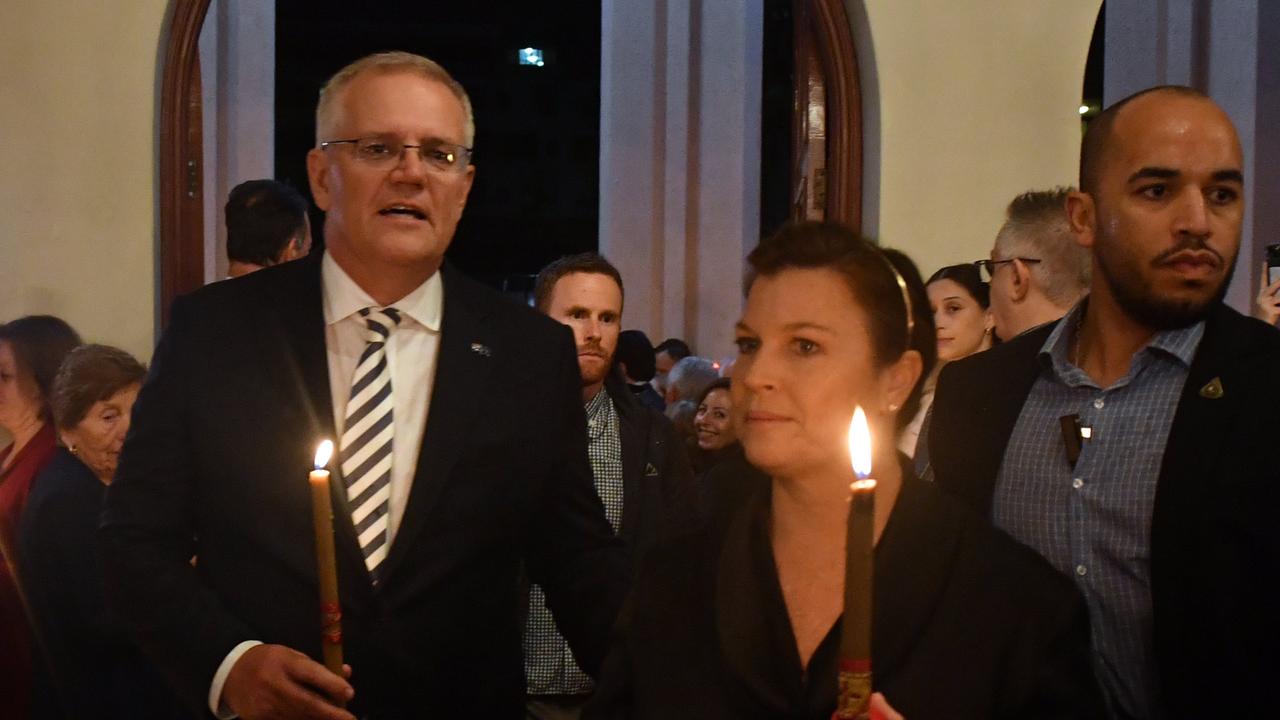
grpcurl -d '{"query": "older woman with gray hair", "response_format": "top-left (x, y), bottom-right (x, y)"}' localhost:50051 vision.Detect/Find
top-left (663, 356), bottom-right (719, 406)
top-left (20, 344), bottom-right (182, 719)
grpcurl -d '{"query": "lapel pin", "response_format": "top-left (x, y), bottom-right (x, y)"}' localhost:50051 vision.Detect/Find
top-left (644, 462), bottom-right (658, 477)
top-left (1199, 377), bottom-right (1224, 399)
top-left (470, 342), bottom-right (492, 357)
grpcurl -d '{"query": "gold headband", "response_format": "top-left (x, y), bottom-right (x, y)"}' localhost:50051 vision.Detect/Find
top-left (876, 250), bottom-right (915, 340)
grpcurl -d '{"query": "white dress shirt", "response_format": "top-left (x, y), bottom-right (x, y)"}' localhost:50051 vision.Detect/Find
top-left (209, 251), bottom-right (443, 717)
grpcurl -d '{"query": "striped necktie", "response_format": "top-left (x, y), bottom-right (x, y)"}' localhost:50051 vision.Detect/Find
top-left (341, 306), bottom-right (402, 581)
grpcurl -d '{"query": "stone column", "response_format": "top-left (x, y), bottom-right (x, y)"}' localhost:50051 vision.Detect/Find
top-left (199, 0), bottom-right (275, 282)
top-left (600, 0), bottom-right (762, 361)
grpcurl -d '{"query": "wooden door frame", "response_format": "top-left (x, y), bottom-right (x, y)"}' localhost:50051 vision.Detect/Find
top-left (158, 0), bottom-right (212, 326)
top-left (796, 0), bottom-right (862, 228)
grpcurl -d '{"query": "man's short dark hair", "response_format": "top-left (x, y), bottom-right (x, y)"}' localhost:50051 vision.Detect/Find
top-left (615, 330), bottom-right (657, 382)
top-left (532, 252), bottom-right (625, 312)
top-left (654, 338), bottom-right (691, 360)
top-left (225, 179), bottom-right (309, 266)
top-left (1079, 85), bottom-right (1209, 195)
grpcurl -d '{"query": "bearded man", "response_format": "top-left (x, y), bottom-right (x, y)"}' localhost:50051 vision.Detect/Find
top-left (526, 253), bottom-right (695, 718)
top-left (930, 86), bottom-right (1279, 719)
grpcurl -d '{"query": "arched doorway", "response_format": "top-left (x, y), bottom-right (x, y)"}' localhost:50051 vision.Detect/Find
top-left (156, 0), bottom-right (864, 326)
top-left (157, 0), bottom-right (212, 325)
top-left (791, 0), bottom-right (862, 228)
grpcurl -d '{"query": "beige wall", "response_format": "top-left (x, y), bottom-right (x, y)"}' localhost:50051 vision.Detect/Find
top-left (0, 1), bottom-right (168, 361)
top-left (860, 0), bottom-right (1102, 277)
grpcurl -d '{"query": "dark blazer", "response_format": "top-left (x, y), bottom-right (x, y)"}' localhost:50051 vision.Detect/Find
top-left (605, 373), bottom-right (698, 572)
top-left (627, 382), bottom-right (666, 415)
top-left (930, 303), bottom-right (1280, 718)
top-left (101, 252), bottom-right (625, 718)
top-left (21, 449), bottom-right (184, 719)
top-left (585, 455), bottom-right (1103, 719)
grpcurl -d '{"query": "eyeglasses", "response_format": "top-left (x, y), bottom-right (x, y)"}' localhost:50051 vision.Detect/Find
top-left (319, 135), bottom-right (473, 173)
top-left (973, 257), bottom-right (1041, 281)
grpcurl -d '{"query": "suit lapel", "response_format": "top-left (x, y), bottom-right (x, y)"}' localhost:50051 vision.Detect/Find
top-left (267, 254), bottom-right (336, 442)
top-left (610, 377), bottom-right (646, 542)
top-left (935, 323), bottom-right (1048, 515)
top-left (260, 254), bottom-right (373, 601)
top-left (1151, 307), bottom-right (1248, 576)
top-left (380, 265), bottom-right (496, 583)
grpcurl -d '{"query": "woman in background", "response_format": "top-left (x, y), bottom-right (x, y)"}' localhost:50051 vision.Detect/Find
top-left (21, 344), bottom-right (183, 719)
top-left (0, 315), bottom-right (81, 720)
top-left (901, 264), bottom-right (993, 475)
top-left (692, 378), bottom-right (738, 475)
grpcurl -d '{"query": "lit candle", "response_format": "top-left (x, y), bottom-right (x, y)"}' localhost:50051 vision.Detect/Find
top-left (834, 407), bottom-right (874, 720)
top-left (309, 440), bottom-right (344, 676)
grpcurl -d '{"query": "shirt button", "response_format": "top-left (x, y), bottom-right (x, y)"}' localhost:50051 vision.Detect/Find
top-left (1075, 565), bottom-right (1088, 577)
top-left (1072, 478), bottom-right (1084, 489)
top-left (1093, 398), bottom-right (1105, 409)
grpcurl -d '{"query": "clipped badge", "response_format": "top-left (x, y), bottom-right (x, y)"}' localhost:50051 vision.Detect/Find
top-left (1199, 377), bottom-right (1224, 399)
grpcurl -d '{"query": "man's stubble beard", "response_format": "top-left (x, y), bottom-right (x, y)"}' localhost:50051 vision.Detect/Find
top-left (1093, 224), bottom-right (1235, 331)
top-left (579, 339), bottom-right (615, 388)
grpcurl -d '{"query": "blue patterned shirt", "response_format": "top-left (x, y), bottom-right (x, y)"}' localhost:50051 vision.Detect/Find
top-left (523, 388), bottom-right (624, 695)
top-left (992, 301), bottom-right (1203, 720)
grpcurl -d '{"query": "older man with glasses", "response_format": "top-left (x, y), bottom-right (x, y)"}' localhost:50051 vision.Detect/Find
top-left (975, 187), bottom-right (1090, 340)
top-left (103, 51), bottom-right (625, 720)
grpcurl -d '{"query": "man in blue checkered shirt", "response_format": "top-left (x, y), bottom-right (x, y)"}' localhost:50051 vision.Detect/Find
top-left (931, 86), bottom-right (1280, 719)
top-left (526, 253), bottom-right (698, 719)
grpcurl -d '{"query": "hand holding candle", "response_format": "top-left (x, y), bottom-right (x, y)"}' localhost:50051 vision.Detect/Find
top-left (309, 440), bottom-right (344, 676)
top-left (835, 407), bottom-right (875, 720)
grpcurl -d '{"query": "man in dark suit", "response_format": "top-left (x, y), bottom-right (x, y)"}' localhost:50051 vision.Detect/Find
top-left (930, 86), bottom-right (1279, 718)
top-left (101, 52), bottom-right (624, 720)
top-left (524, 253), bottom-right (696, 718)
top-left (614, 330), bottom-right (666, 414)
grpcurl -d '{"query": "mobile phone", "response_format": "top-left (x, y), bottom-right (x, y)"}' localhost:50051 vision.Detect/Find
top-left (1268, 244), bottom-right (1280, 285)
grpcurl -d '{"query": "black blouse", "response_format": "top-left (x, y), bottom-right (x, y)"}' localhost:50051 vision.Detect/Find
top-left (585, 455), bottom-right (1105, 719)
top-left (20, 449), bottom-right (185, 719)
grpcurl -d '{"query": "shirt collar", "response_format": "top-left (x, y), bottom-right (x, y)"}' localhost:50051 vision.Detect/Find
top-left (1038, 298), bottom-right (1205, 379)
top-left (321, 251), bottom-right (443, 331)
top-left (585, 386), bottom-right (614, 420)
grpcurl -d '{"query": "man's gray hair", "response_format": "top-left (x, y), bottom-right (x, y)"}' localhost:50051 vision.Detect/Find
top-left (315, 51), bottom-right (475, 147)
top-left (994, 187), bottom-right (1090, 306)
top-left (667, 356), bottom-right (719, 403)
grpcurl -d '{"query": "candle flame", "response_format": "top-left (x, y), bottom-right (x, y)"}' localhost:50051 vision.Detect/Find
top-left (314, 440), bottom-right (334, 469)
top-left (848, 406), bottom-right (872, 479)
